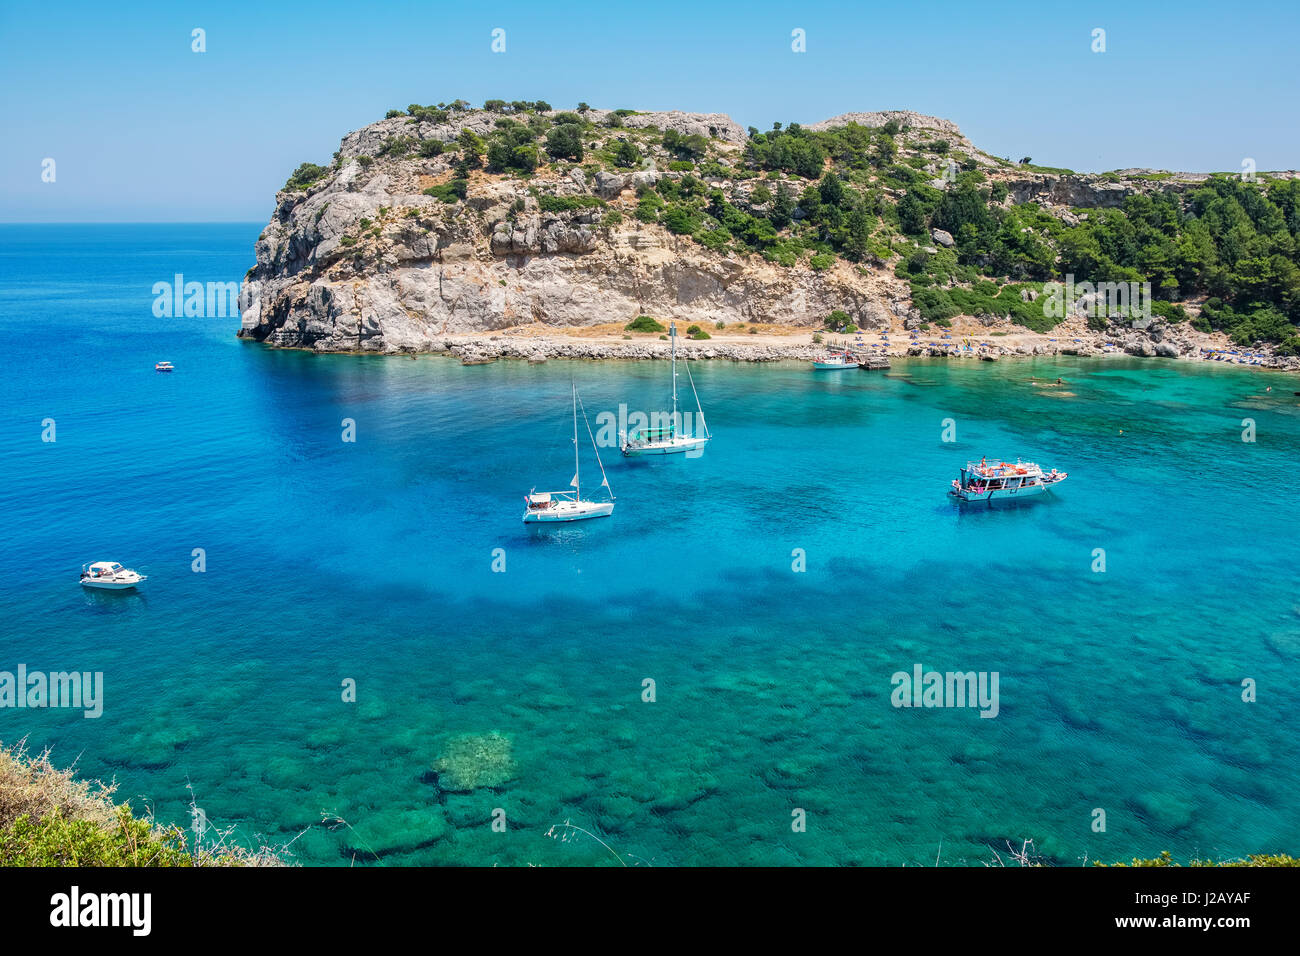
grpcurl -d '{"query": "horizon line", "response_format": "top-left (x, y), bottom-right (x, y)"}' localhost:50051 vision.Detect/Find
top-left (0, 220), bottom-right (267, 226)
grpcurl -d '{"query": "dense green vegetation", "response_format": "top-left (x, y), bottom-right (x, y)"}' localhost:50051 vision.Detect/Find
top-left (284, 162), bottom-right (330, 191)
top-left (882, 168), bottom-right (1300, 345)
top-left (0, 809), bottom-right (200, 866)
top-left (626, 117), bottom-right (1300, 344)
top-left (423, 179), bottom-right (468, 203)
top-left (535, 193), bottom-right (604, 213)
top-left (1, 742), bottom-right (282, 867)
top-left (1099, 851), bottom-right (1299, 867)
top-left (632, 122), bottom-right (900, 270)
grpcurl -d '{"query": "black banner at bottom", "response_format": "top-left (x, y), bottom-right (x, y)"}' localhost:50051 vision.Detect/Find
top-left (0, 863), bottom-right (1285, 942)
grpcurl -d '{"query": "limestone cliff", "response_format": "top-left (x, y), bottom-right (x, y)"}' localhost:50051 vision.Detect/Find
top-left (235, 104), bottom-right (1283, 353)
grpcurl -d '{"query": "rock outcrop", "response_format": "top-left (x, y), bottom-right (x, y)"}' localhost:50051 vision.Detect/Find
top-left (237, 103), bottom-right (1291, 361)
top-left (238, 107), bottom-right (918, 352)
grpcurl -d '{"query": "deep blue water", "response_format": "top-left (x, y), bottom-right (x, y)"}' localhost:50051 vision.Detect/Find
top-left (1, 223), bottom-right (1298, 866)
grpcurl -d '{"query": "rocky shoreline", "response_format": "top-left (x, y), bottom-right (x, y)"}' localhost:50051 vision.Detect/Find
top-left (362, 327), bottom-right (1300, 372)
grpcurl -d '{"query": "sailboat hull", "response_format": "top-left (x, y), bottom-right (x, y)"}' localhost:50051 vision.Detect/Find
top-left (621, 436), bottom-right (710, 457)
top-left (523, 501), bottom-right (615, 523)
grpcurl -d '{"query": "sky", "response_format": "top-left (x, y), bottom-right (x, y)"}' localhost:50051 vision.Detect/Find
top-left (1, 0), bottom-right (1297, 222)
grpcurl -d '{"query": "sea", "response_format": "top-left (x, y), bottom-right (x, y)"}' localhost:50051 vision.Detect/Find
top-left (1, 223), bottom-right (1297, 866)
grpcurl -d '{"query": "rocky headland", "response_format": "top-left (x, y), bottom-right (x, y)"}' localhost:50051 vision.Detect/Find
top-left (237, 102), bottom-right (1300, 371)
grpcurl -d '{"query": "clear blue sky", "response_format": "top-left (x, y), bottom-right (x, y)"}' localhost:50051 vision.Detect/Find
top-left (2, 0), bottom-right (1296, 221)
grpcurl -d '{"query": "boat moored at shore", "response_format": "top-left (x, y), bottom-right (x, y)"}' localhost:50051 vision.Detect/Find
top-left (949, 458), bottom-right (1067, 503)
top-left (812, 351), bottom-right (858, 370)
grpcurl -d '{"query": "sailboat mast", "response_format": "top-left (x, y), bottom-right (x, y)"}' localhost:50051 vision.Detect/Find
top-left (684, 357), bottom-right (709, 439)
top-left (572, 381), bottom-right (580, 499)
top-left (577, 391), bottom-right (614, 501)
top-left (670, 321), bottom-right (678, 427)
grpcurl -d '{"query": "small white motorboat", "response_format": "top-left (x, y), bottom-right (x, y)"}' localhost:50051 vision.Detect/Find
top-left (154, 361), bottom-right (174, 372)
top-left (80, 561), bottom-right (147, 590)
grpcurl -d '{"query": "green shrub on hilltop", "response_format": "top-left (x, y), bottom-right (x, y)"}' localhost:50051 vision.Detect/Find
top-left (612, 140), bottom-right (641, 168)
top-left (544, 123), bottom-right (585, 162)
top-left (284, 162), bottom-right (329, 191)
top-left (378, 135), bottom-right (416, 158)
top-left (407, 104), bottom-right (450, 124)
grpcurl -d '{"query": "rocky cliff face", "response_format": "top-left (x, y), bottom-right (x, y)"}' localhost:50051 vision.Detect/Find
top-left (238, 107), bottom-right (928, 351)
top-left (1003, 172), bottom-right (1204, 209)
top-left (236, 105), bottom-right (1236, 353)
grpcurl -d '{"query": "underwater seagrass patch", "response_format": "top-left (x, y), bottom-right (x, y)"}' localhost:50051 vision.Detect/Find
top-left (432, 731), bottom-right (516, 792)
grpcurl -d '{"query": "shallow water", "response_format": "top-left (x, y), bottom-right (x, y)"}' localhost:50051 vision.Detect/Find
top-left (1, 224), bottom-right (1297, 866)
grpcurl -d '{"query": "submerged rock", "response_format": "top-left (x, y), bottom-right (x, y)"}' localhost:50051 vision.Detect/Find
top-left (432, 731), bottom-right (516, 792)
top-left (341, 806), bottom-right (449, 857)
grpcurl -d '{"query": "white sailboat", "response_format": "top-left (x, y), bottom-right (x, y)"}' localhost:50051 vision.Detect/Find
top-left (621, 321), bottom-right (711, 456)
top-left (523, 384), bottom-right (615, 523)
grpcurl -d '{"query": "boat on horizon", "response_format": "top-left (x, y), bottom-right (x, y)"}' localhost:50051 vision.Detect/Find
top-left (523, 383), bottom-right (615, 523)
top-left (79, 561), bottom-right (147, 590)
top-left (621, 321), bottom-right (711, 456)
top-left (949, 457), bottom-right (1067, 503)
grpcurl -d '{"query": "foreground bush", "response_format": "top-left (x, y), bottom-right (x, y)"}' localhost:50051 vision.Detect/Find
top-left (0, 740), bottom-right (285, 867)
top-left (1098, 851), bottom-right (1299, 868)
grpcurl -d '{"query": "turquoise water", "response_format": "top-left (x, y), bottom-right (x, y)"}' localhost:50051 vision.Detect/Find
top-left (2, 224), bottom-right (1298, 866)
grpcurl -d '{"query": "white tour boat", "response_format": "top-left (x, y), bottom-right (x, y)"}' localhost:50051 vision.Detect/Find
top-left (949, 457), bottom-right (1067, 503)
top-left (813, 350), bottom-right (858, 370)
top-left (621, 322), bottom-right (711, 456)
top-left (523, 384), bottom-right (615, 523)
top-left (79, 561), bottom-right (147, 590)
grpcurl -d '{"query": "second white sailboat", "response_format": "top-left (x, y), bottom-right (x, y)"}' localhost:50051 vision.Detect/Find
top-left (621, 321), bottom-right (712, 457)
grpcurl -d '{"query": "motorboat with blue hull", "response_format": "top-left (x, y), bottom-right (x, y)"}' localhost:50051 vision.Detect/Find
top-left (812, 351), bottom-right (858, 370)
top-left (949, 457), bottom-right (1067, 503)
